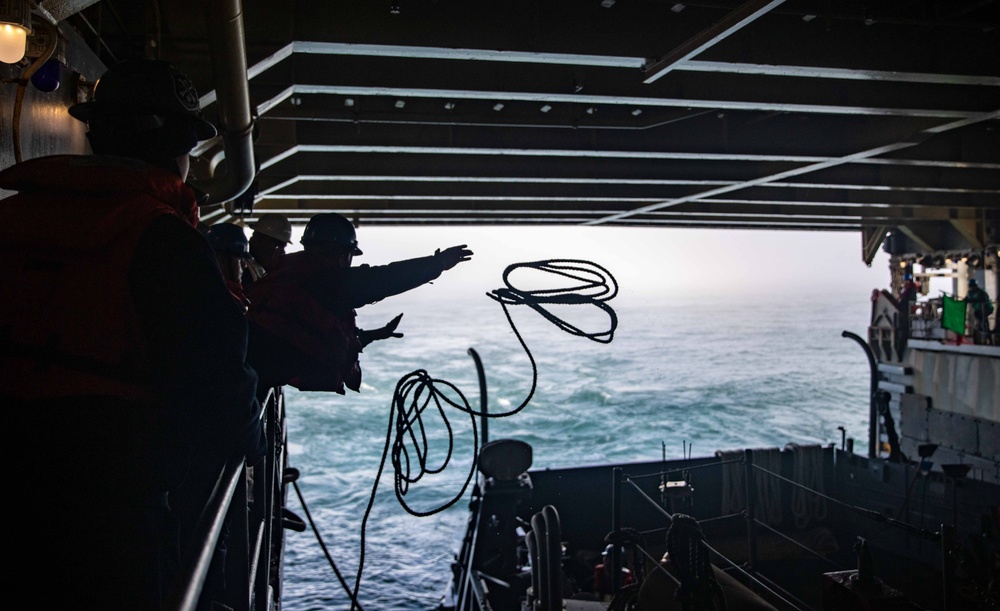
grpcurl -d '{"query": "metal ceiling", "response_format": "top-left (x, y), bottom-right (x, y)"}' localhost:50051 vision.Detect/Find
top-left (66, 0), bottom-right (1000, 261)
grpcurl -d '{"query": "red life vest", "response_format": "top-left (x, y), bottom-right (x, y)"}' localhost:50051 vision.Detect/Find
top-left (0, 155), bottom-right (200, 402)
top-left (246, 251), bottom-right (362, 393)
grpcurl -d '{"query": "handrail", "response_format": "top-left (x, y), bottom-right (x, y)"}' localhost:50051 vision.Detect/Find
top-left (171, 458), bottom-right (245, 611)
top-left (169, 387), bottom-right (287, 611)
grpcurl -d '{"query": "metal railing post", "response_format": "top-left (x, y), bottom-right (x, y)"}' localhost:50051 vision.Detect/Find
top-left (744, 449), bottom-right (758, 573)
top-left (611, 467), bottom-right (622, 593)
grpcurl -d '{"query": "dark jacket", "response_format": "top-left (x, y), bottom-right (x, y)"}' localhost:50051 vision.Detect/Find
top-left (0, 155), bottom-right (263, 609)
top-left (246, 249), bottom-right (448, 392)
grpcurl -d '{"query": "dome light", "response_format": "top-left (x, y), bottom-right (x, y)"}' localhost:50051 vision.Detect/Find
top-left (0, 0), bottom-right (31, 65)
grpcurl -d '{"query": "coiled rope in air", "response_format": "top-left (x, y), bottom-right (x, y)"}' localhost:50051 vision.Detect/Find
top-left (349, 259), bottom-right (618, 609)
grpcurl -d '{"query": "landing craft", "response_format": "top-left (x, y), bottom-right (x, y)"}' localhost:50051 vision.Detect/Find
top-left (1, 1), bottom-right (997, 609)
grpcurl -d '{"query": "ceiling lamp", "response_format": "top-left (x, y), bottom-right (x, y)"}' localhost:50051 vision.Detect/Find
top-left (0, 0), bottom-right (31, 64)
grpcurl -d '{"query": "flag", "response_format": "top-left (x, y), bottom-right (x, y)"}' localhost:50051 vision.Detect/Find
top-left (941, 295), bottom-right (967, 334)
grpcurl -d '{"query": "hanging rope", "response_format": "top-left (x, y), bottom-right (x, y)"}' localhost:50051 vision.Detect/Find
top-left (346, 259), bottom-right (619, 609)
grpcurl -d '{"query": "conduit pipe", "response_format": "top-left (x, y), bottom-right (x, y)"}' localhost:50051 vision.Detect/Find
top-left (200, 0), bottom-right (254, 206)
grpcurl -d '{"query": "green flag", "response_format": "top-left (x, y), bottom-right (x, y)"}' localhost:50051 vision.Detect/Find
top-left (941, 295), bottom-right (967, 334)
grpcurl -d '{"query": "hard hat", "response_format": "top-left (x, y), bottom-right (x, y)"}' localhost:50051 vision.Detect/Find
top-left (301, 213), bottom-right (363, 255)
top-left (69, 59), bottom-right (217, 140)
top-left (251, 213), bottom-right (292, 244)
top-left (903, 272), bottom-right (913, 280)
top-left (205, 223), bottom-right (252, 258)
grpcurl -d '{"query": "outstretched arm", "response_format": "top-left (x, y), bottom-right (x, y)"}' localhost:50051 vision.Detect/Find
top-left (435, 245), bottom-right (473, 270)
top-left (358, 313), bottom-right (404, 348)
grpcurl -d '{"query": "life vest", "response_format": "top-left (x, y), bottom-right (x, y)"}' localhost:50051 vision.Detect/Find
top-left (0, 155), bottom-right (200, 402)
top-left (246, 251), bottom-right (362, 393)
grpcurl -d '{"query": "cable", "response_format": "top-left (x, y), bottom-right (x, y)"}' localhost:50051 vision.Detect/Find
top-left (291, 480), bottom-right (365, 611)
top-left (347, 258), bottom-right (619, 609)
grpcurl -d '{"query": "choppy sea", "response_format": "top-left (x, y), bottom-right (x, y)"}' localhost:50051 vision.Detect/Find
top-left (280, 285), bottom-right (876, 610)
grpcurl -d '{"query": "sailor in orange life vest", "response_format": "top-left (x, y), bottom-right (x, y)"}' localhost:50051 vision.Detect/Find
top-left (0, 59), bottom-right (264, 609)
top-left (245, 212), bottom-right (473, 393)
top-left (243, 212), bottom-right (292, 288)
top-left (206, 221), bottom-right (256, 309)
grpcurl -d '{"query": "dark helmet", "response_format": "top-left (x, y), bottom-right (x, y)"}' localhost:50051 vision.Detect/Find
top-left (205, 223), bottom-right (252, 258)
top-left (301, 213), bottom-right (363, 255)
top-left (69, 59), bottom-right (217, 140)
top-left (969, 278), bottom-right (978, 288)
top-left (903, 272), bottom-right (913, 281)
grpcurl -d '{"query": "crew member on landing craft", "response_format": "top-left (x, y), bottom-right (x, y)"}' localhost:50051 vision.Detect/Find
top-left (0, 59), bottom-right (264, 610)
top-left (245, 212), bottom-right (472, 393)
top-left (243, 212), bottom-right (292, 288)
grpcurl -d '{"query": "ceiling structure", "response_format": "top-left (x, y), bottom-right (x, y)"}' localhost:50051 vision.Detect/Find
top-left (60, 0), bottom-right (1000, 262)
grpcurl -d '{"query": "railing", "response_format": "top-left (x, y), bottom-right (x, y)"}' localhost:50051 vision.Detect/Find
top-left (609, 449), bottom-right (960, 611)
top-left (169, 386), bottom-right (289, 611)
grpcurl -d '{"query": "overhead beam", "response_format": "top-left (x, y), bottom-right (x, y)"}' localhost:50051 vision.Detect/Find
top-left (862, 225), bottom-right (890, 265)
top-left (643, 0), bottom-right (786, 84)
top-left (586, 109), bottom-right (1000, 225)
top-left (950, 218), bottom-right (984, 248)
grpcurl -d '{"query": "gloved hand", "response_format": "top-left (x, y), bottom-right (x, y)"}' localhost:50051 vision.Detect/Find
top-left (358, 313), bottom-right (404, 348)
top-left (435, 245), bottom-right (473, 270)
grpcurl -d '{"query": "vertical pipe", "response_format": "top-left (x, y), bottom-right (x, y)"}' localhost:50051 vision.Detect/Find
top-left (468, 348), bottom-right (488, 447)
top-left (531, 512), bottom-right (549, 610)
top-left (202, 0), bottom-right (256, 205)
top-left (541, 506), bottom-right (562, 611)
top-left (744, 449), bottom-right (758, 572)
top-left (611, 467), bottom-right (622, 593)
top-left (841, 331), bottom-right (879, 458)
top-left (941, 524), bottom-right (955, 611)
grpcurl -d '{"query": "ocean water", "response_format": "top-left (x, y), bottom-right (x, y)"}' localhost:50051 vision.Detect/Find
top-left (280, 288), bottom-right (876, 610)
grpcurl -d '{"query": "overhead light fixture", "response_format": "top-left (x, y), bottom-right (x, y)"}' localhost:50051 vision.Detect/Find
top-left (394, 99), bottom-right (406, 108)
top-left (601, 0), bottom-right (616, 7)
top-left (493, 102), bottom-right (504, 111)
top-left (864, 18), bottom-right (876, 26)
top-left (444, 101), bottom-right (455, 110)
top-left (802, 14), bottom-right (816, 22)
top-left (540, 104), bottom-right (552, 113)
top-left (586, 107), bottom-right (596, 115)
top-left (671, 3), bottom-right (686, 13)
top-left (631, 108), bottom-right (642, 116)
top-left (0, 0), bottom-right (31, 64)
top-left (344, 98), bottom-right (354, 107)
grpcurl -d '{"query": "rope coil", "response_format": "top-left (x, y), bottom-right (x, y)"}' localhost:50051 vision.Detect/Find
top-left (349, 259), bottom-right (619, 608)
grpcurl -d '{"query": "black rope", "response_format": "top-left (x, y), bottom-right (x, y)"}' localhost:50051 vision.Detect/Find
top-left (347, 259), bottom-right (619, 608)
top-left (291, 480), bottom-right (365, 611)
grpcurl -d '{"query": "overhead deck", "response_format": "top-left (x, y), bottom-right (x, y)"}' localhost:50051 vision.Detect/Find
top-left (27, 0), bottom-right (1000, 259)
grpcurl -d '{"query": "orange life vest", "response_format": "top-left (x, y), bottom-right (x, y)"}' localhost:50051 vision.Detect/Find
top-left (0, 155), bottom-right (200, 402)
top-left (246, 251), bottom-right (362, 393)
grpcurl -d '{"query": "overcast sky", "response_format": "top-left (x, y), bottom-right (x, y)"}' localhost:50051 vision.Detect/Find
top-left (282, 225), bottom-right (891, 306)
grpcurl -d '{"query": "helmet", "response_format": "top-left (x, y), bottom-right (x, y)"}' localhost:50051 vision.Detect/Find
top-left (205, 223), bottom-right (252, 258)
top-left (969, 278), bottom-right (978, 287)
top-left (251, 213), bottom-right (292, 244)
top-left (301, 213), bottom-right (363, 255)
top-left (903, 273), bottom-right (913, 281)
top-left (69, 59), bottom-right (217, 140)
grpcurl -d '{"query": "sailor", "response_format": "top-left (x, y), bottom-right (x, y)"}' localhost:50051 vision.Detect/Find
top-left (0, 59), bottom-right (263, 609)
top-left (966, 278), bottom-right (994, 337)
top-left (243, 212), bottom-right (292, 287)
top-left (245, 212), bottom-right (472, 392)
top-left (206, 221), bottom-right (255, 309)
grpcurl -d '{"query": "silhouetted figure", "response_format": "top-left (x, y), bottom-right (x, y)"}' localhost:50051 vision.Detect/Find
top-left (0, 59), bottom-right (263, 609)
top-left (246, 212), bottom-right (472, 392)
top-left (967, 278), bottom-right (994, 340)
top-left (206, 222), bottom-right (254, 309)
top-left (243, 212), bottom-right (292, 288)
